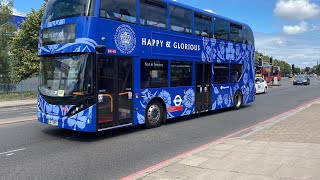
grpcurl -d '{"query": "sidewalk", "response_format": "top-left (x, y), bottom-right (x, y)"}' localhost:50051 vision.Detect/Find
top-left (0, 99), bottom-right (36, 108)
top-left (129, 99), bottom-right (320, 180)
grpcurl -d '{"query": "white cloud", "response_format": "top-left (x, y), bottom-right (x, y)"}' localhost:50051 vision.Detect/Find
top-left (255, 32), bottom-right (320, 67)
top-left (283, 21), bottom-right (308, 35)
top-left (274, 0), bottom-right (320, 20)
top-left (204, 9), bottom-right (216, 14)
top-left (1, 1), bottom-right (26, 17)
top-left (12, 8), bottom-right (27, 17)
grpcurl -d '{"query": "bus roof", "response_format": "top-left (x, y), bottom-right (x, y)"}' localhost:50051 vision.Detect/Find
top-left (164, 0), bottom-right (251, 28)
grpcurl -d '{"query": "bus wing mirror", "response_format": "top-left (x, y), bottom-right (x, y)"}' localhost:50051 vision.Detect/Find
top-left (95, 45), bottom-right (107, 54)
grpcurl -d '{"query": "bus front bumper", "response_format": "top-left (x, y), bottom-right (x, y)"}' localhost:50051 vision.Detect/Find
top-left (37, 105), bottom-right (97, 132)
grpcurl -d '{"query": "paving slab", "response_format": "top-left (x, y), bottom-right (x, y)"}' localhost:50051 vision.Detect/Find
top-left (131, 100), bottom-right (320, 180)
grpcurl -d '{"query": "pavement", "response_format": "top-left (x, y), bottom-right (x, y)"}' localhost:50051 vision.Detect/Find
top-left (0, 99), bottom-right (36, 108)
top-left (127, 99), bottom-right (320, 180)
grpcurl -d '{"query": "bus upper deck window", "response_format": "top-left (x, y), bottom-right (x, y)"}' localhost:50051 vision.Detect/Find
top-left (100, 0), bottom-right (137, 24)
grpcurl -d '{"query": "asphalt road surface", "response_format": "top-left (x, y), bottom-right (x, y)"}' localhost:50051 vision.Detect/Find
top-left (0, 77), bottom-right (319, 180)
top-left (0, 106), bottom-right (36, 123)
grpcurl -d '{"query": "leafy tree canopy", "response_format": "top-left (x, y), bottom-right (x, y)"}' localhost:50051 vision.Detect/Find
top-left (0, 0), bottom-right (17, 85)
top-left (10, 3), bottom-right (46, 82)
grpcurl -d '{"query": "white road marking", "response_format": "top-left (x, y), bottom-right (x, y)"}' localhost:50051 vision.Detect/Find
top-left (0, 148), bottom-right (26, 155)
top-left (5, 153), bottom-right (14, 156)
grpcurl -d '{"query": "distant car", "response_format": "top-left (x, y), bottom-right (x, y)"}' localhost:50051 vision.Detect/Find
top-left (255, 77), bottom-right (268, 94)
top-left (293, 75), bottom-right (310, 85)
top-left (288, 74), bottom-right (293, 78)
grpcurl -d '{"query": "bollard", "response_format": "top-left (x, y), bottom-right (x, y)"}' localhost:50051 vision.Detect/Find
top-left (20, 82), bottom-right (23, 98)
top-left (273, 77), bottom-right (278, 85)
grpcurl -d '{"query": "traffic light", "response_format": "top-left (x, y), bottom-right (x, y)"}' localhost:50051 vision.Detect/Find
top-left (270, 57), bottom-right (273, 65)
top-left (258, 55), bottom-right (263, 66)
top-left (292, 64), bottom-right (295, 75)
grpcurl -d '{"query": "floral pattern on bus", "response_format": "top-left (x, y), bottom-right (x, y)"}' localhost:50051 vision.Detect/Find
top-left (136, 88), bottom-right (195, 124)
top-left (39, 38), bottom-right (98, 54)
top-left (38, 95), bottom-right (74, 117)
top-left (38, 95), bottom-right (96, 132)
top-left (204, 39), bottom-right (255, 110)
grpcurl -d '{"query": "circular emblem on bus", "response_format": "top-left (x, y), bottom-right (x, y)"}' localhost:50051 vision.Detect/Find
top-left (114, 24), bottom-right (136, 54)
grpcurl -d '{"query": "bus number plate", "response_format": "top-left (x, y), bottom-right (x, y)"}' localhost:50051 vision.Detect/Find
top-left (48, 119), bottom-right (58, 126)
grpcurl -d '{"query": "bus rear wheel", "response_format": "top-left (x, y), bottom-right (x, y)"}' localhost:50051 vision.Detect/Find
top-left (145, 101), bottom-right (164, 128)
top-left (233, 91), bottom-right (243, 110)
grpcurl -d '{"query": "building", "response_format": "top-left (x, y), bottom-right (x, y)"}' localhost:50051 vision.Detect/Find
top-left (12, 11), bottom-right (26, 29)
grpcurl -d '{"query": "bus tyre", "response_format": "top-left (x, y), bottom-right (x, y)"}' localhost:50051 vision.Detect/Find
top-left (233, 91), bottom-right (243, 110)
top-left (145, 101), bottom-right (164, 128)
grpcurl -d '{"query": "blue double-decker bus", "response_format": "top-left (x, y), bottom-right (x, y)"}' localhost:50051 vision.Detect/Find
top-left (37, 0), bottom-right (255, 132)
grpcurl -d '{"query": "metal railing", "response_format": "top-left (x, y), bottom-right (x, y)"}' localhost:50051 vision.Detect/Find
top-left (0, 82), bottom-right (38, 99)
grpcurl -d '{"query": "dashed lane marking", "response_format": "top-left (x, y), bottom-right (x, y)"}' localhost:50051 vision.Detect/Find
top-left (0, 148), bottom-right (26, 156)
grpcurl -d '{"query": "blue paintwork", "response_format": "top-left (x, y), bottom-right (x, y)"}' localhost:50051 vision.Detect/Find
top-left (10, 15), bottom-right (26, 28)
top-left (38, 0), bottom-right (255, 132)
top-left (37, 95), bottom-right (97, 132)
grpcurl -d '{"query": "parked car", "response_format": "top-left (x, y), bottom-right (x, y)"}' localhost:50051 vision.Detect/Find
top-left (255, 77), bottom-right (268, 94)
top-left (293, 75), bottom-right (310, 85)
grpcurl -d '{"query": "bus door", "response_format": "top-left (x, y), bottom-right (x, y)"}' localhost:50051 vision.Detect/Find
top-left (195, 63), bottom-right (212, 112)
top-left (97, 56), bottom-right (133, 129)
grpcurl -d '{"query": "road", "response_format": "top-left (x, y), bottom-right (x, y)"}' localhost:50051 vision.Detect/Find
top-left (0, 77), bottom-right (319, 180)
top-left (0, 106), bottom-right (36, 123)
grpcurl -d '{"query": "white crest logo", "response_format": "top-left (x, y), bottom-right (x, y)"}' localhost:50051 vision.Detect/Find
top-left (115, 24), bottom-right (136, 54)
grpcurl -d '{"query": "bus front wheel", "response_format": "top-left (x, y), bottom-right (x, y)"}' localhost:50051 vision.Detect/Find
top-left (145, 101), bottom-right (164, 128)
top-left (233, 91), bottom-right (243, 110)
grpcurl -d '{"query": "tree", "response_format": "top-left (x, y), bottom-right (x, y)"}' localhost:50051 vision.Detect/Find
top-left (273, 59), bottom-right (291, 76)
top-left (255, 51), bottom-right (271, 66)
top-left (315, 65), bottom-right (320, 75)
top-left (305, 67), bottom-right (311, 74)
top-left (294, 68), bottom-right (301, 75)
top-left (0, 0), bottom-right (17, 87)
top-left (0, 0), bottom-right (13, 23)
top-left (10, 3), bottom-right (46, 82)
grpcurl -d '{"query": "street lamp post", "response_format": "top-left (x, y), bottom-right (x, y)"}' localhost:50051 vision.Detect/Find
top-left (315, 48), bottom-right (320, 66)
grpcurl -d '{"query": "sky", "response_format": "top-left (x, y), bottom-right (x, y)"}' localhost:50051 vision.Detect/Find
top-left (13, 0), bottom-right (320, 68)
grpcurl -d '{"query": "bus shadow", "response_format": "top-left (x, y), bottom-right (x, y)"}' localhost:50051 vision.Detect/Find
top-left (41, 105), bottom-right (252, 142)
top-left (164, 105), bottom-right (252, 126)
top-left (41, 125), bottom-right (146, 142)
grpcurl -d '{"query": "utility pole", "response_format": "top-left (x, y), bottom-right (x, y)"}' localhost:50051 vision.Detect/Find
top-left (315, 48), bottom-right (320, 66)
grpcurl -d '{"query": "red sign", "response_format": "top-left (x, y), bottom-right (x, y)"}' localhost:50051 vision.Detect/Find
top-left (108, 49), bottom-right (117, 54)
top-left (168, 106), bottom-right (184, 113)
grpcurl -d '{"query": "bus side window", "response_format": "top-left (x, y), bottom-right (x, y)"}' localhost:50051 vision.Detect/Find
top-left (230, 23), bottom-right (243, 43)
top-left (170, 5), bottom-right (192, 34)
top-left (170, 61), bottom-right (192, 87)
top-left (230, 64), bottom-right (243, 83)
top-left (100, 0), bottom-right (137, 24)
top-left (194, 12), bottom-right (212, 37)
top-left (141, 59), bottom-right (168, 88)
top-left (214, 18), bottom-right (229, 41)
top-left (214, 64), bottom-right (229, 84)
top-left (140, 0), bottom-right (167, 29)
top-left (244, 25), bottom-right (254, 45)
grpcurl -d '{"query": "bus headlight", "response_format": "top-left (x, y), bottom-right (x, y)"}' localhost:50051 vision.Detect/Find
top-left (67, 104), bottom-right (84, 116)
top-left (37, 100), bottom-right (42, 111)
